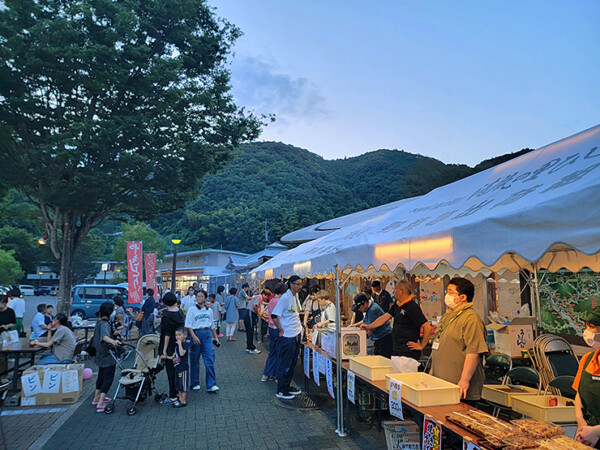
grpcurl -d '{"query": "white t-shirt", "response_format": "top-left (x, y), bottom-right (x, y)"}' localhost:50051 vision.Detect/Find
top-left (184, 305), bottom-right (215, 330)
top-left (320, 302), bottom-right (337, 323)
top-left (181, 295), bottom-right (196, 312)
top-left (8, 298), bottom-right (25, 318)
top-left (271, 290), bottom-right (302, 338)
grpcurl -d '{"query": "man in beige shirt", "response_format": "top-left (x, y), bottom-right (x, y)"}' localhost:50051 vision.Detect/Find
top-left (430, 277), bottom-right (488, 405)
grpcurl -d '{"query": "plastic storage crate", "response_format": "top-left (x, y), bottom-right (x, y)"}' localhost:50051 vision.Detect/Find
top-left (385, 372), bottom-right (460, 407)
top-left (511, 394), bottom-right (575, 423)
top-left (348, 356), bottom-right (393, 381)
top-left (482, 384), bottom-right (538, 407)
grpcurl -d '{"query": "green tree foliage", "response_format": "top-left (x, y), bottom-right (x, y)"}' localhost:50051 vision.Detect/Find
top-left (72, 231), bottom-right (107, 284)
top-left (0, 0), bottom-right (263, 312)
top-left (0, 249), bottom-right (24, 285)
top-left (0, 226), bottom-right (45, 275)
top-left (111, 222), bottom-right (165, 278)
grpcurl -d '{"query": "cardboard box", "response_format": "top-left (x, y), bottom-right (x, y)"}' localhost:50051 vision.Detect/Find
top-left (486, 316), bottom-right (535, 358)
top-left (20, 364), bottom-right (84, 406)
top-left (324, 326), bottom-right (367, 360)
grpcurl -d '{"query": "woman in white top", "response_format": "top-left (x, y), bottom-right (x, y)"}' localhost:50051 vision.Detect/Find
top-left (315, 290), bottom-right (336, 329)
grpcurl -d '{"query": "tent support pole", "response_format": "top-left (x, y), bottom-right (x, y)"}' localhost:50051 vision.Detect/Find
top-left (334, 264), bottom-right (346, 437)
top-left (533, 264), bottom-right (543, 333)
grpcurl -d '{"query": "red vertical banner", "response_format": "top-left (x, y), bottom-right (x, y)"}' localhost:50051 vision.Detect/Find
top-left (127, 241), bottom-right (143, 304)
top-left (423, 415), bottom-right (442, 450)
top-left (144, 252), bottom-right (157, 293)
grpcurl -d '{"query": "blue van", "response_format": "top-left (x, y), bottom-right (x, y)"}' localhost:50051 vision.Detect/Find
top-left (70, 284), bottom-right (140, 319)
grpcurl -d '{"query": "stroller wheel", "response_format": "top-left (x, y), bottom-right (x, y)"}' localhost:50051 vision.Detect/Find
top-left (105, 404), bottom-right (114, 414)
top-left (126, 404), bottom-right (136, 416)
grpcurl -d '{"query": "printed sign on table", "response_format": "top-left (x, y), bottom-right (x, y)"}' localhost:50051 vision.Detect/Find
top-left (463, 439), bottom-right (481, 450)
top-left (21, 371), bottom-right (42, 397)
top-left (42, 370), bottom-right (61, 393)
top-left (304, 347), bottom-right (310, 378)
top-left (127, 241), bottom-right (143, 304)
top-left (423, 415), bottom-right (442, 450)
top-left (62, 370), bottom-right (79, 394)
top-left (388, 379), bottom-right (404, 419)
top-left (347, 370), bottom-right (355, 404)
top-left (144, 252), bottom-right (157, 292)
top-left (312, 349), bottom-right (320, 386)
top-left (325, 358), bottom-right (335, 398)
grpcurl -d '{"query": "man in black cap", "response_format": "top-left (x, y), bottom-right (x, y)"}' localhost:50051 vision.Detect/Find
top-left (371, 280), bottom-right (393, 313)
top-left (351, 293), bottom-right (393, 358)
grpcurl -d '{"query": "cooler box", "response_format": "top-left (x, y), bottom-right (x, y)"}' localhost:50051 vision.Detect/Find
top-left (325, 326), bottom-right (367, 360)
top-left (482, 384), bottom-right (539, 407)
top-left (511, 394), bottom-right (576, 423)
top-left (20, 364), bottom-right (84, 406)
top-left (385, 372), bottom-right (460, 406)
top-left (349, 356), bottom-right (393, 381)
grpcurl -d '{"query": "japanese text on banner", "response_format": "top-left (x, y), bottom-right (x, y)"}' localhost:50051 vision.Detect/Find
top-left (389, 379), bottom-right (404, 419)
top-left (144, 252), bottom-right (157, 292)
top-left (326, 358), bottom-right (335, 398)
top-left (312, 349), bottom-right (320, 386)
top-left (423, 415), bottom-right (442, 450)
top-left (347, 371), bottom-right (355, 404)
top-left (304, 347), bottom-right (310, 378)
top-left (127, 242), bottom-right (143, 304)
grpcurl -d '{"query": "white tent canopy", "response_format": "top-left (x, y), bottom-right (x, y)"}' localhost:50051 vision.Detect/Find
top-left (252, 125), bottom-right (600, 279)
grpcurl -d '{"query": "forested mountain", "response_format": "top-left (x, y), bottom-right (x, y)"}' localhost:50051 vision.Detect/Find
top-left (150, 142), bottom-right (532, 253)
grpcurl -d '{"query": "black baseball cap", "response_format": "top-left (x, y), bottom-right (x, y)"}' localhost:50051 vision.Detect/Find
top-left (351, 293), bottom-right (369, 313)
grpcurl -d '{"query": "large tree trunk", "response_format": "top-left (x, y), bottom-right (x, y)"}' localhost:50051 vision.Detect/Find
top-left (56, 216), bottom-right (77, 315)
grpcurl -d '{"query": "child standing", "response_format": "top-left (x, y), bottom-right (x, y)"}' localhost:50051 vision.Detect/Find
top-left (172, 327), bottom-right (192, 408)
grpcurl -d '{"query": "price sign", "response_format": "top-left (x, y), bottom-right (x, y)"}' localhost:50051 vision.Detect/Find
top-left (388, 379), bottom-right (404, 419)
top-left (312, 349), bottom-right (320, 386)
top-left (347, 370), bottom-right (355, 404)
top-left (326, 358), bottom-right (335, 398)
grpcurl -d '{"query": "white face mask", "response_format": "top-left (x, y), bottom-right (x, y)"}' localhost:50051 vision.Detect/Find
top-left (583, 329), bottom-right (600, 349)
top-left (444, 294), bottom-right (459, 310)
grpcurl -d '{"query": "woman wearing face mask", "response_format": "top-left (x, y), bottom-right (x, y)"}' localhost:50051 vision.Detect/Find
top-left (573, 305), bottom-right (600, 448)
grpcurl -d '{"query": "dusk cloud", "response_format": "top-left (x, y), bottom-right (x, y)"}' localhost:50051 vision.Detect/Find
top-left (230, 56), bottom-right (327, 124)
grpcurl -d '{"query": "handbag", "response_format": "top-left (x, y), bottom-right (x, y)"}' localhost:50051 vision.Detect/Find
top-left (135, 311), bottom-right (144, 322)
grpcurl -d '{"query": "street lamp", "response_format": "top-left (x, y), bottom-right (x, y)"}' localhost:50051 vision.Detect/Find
top-left (38, 271), bottom-right (43, 289)
top-left (171, 239), bottom-right (181, 293)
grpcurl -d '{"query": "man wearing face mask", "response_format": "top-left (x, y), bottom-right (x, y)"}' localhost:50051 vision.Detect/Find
top-left (573, 305), bottom-right (600, 448)
top-left (430, 277), bottom-right (488, 406)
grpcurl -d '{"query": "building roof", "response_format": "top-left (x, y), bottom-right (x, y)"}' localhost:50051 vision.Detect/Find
top-left (226, 242), bottom-right (288, 271)
top-left (165, 248), bottom-right (249, 258)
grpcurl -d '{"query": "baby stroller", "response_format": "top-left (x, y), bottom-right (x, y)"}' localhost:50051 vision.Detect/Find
top-left (105, 334), bottom-right (164, 416)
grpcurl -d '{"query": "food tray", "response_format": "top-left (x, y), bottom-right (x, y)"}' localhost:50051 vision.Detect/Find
top-left (482, 384), bottom-right (538, 407)
top-left (511, 395), bottom-right (575, 423)
top-left (386, 372), bottom-right (460, 406)
top-left (349, 356), bottom-right (393, 381)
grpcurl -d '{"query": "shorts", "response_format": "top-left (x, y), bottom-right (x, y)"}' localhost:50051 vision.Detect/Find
top-left (175, 369), bottom-right (189, 392)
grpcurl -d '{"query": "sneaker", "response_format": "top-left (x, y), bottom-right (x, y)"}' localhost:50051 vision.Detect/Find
top-left (289, 387), bottom-right (302, 395)
top-left (276, 391), bottom-right (295, 400)
top-left (207, 385), bottom-right (219, 392)
top-left (261, 375), bottom-right (269, 382)
top-left (172, 401), bottom-right (187, 408)
top-left (192, 385), bottom-right (201, 391)
top-left (161, 397), bottom-right (176, 405)
top-left (268, 376), bottom-right (276, 381)
top-left (248, 349), bottom-right (261, 354)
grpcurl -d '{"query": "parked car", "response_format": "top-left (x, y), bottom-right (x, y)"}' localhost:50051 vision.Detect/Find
top-left (0, 286), bottom-right (9, 295)
top-left (49, 286), bottom-right (58, 296)
top-left (19, 285), bottom-right (36, 296)
top-left (69, 284), bottom-right (140, 320)
top-left (34, 286), bottom-right (51, 296)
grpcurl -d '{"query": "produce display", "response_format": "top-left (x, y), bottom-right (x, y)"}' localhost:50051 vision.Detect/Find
top-left (446, 411), bottom-right (588, 449)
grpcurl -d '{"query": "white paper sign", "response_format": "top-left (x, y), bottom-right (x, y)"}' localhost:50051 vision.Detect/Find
top-left (318, 354), bottom-right (327, 374)
top-left (389, 379), bottom-right (404, 419)
top-left (21, 371), bottom-right (42, 397)
top-left (42, 370), bottom-right (62, 393)
top-left (312, 349), bottom-right (320, 386)
top-left (325, 358), bottom-right (335, 398)
top-left (347, 370), bottom-right (355, 404)
top-left (20, 396), bottom-right (36, 406)
top-left (463, 439), bottom-right (481, 450)
top-left (62, 370), bottom-right (79, 394)
top-left (304, 347), bottom-right (310, 378)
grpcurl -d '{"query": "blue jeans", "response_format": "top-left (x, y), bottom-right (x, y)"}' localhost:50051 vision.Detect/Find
top-left (38, 354), bottom-right (71, 365)
top-left (190, 329), bottom-right (216, 389)
top-left (141, 315), bottom-right (154, 336)
top-left (276, 334), bottom-right (301, 393)
top-left (263, 327), bottom-right (279, 377)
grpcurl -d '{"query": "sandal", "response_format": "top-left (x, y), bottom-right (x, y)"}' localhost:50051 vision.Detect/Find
top-left (96, 406), bottom-right (105, 413)
top-left (92, 397), bottom-right (111, 405)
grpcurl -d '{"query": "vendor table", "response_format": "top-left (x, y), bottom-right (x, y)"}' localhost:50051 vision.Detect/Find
top-left (302, 341), bottom-right (482, 446)
top-left (0, 338), bottom-right (42, 390)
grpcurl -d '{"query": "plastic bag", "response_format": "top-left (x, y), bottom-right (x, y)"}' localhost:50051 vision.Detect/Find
top-left (391, 356), bottom-right (420, 373)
